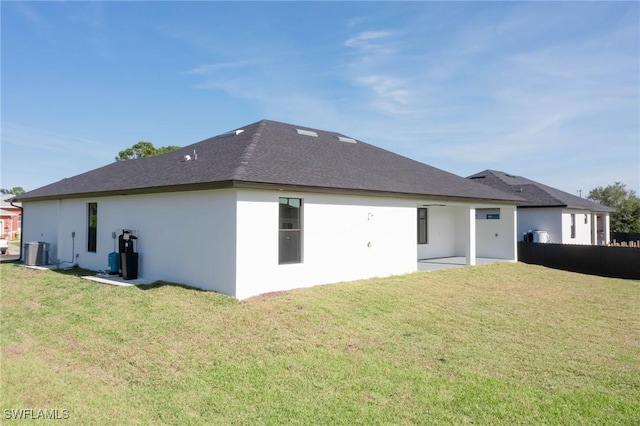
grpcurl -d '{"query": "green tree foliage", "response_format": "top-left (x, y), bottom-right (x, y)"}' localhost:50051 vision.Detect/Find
top-left (1, 187), bottom-right (25, 195)
top-left (588, 182), bottom-right (640, 232)
top-left (115, 141), bottom-right (180, 161)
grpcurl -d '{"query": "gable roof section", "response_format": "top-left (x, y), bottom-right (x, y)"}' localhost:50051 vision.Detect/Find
top-left (467, 170), bottom-right (614, 212)
top-left (18, 120), bottom-right (523, 204)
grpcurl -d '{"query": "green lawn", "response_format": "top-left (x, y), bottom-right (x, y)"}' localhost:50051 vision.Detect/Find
top-left (1, 262), bottom-right (639, 424)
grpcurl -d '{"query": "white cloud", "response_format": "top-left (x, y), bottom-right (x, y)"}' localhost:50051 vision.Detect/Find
top-left (1, 123), bottom-right (114, 191)
top-left (160, 25), bottom-right (223, 55)
top-left (344, 30), bottom-right (393, 48)
top-left (184, 60), bottom-right (258, 75)
top-left (355, 75), bottom-right (410, 105)
top-left (343, 28), bottom-right (419, 115)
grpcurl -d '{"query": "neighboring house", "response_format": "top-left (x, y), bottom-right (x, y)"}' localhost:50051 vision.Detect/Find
top-left (468, 170), bottom-right (614, 245)
top-left (0, 194), bottom-right (22, 239)
top-left (17, 120), bottom-right (523, 299)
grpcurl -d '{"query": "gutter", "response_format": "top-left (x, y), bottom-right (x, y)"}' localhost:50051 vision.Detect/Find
top-left (519, 204), bottom-right (615, 213)
top-left (9, 198), bottom-right (23, 261)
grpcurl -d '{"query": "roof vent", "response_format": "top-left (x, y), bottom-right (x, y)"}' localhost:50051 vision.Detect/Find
top-left (296, 129), bottom-right (318, 137)
top-left (337, 136), bottom-right (357, 144)
top-left (220, 129), bottom-right (245, 137)
top-left (183, 149), bottom-right (198, 162)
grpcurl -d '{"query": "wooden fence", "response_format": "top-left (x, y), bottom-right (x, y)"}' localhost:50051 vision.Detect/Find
top-left (518, 242), bottom-right (640, 280)
top-left (611, 232), bottom-right (640, 246)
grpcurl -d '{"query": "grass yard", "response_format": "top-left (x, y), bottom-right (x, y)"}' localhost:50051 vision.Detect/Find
top-left (1, 262), bottom-right (639, 424)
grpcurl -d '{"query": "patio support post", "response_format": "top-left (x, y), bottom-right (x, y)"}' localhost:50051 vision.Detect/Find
top-left (466, 206), bottom-right (476, 265)
top-left (604, 214), bottom-right (611, 245)
top-left (591, 212), bottom-right (598, 245)
top-left (510, 206), bottom-right (518, 261)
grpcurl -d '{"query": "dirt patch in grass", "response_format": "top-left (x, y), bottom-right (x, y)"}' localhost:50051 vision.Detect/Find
top-left (3, 342), bottom-right (33, 359)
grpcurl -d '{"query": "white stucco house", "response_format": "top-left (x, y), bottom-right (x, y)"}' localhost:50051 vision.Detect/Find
top-left (17, 120), bottom-right (523, 299)
top-left (468, 170), bottom-right (614, 245)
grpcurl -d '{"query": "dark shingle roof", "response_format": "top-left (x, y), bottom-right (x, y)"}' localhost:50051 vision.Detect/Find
top-left (18, 120), bottom-right (523, 203)
top-left (467, 170), bottom-right (614, 212)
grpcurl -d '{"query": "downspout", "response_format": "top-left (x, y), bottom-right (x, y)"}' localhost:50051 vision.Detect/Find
top-left (9, 198), bottom-right (23, 261)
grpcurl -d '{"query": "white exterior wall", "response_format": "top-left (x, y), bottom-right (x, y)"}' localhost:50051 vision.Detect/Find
top-left (235, 189), bottom-right (416, 300)
top-left (22, 200), bottom-right (61, 261)
top-left (561, 209), bottom-right (592, 245)
top-left (23, 188), bottom-right (520, 300)
top-left (453, 206), bottom-right (469, 256)
top-left (416, 205), bottom-right (470, 260)
top-left (417, 206), bottom-right (457, 259)
top-left (23, 190), bottom-right (238, 295)
top-left (475, 206), bottom-right (518, 259)
top-left (517, 207), bottom-right (607, 245)
top-left (517, 208), bottom-right (563, 243)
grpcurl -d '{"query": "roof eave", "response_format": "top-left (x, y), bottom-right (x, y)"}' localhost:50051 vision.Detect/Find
top-left (519, 204), bottom-right (614, 213)
top-left (16, 181), bottom-right (236, 202)
top-left (17, 180), bottom-right (524, 205)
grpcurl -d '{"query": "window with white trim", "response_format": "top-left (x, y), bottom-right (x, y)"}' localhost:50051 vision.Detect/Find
top-left (88, 202), bottom-right (98, 252)
top-left (417, 208), bottom-right (428, 244)
top-left (279, 198), bottom-right (302, 264)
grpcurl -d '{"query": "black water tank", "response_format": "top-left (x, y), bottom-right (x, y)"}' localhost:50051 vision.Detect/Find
top-left (121, 252), bottom-right (139, 280)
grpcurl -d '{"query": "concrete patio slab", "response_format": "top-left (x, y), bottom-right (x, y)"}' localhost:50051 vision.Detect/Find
top-left (418, 257), bottom-right (511, 272)
top-left (82, 274), bottom-right (151, 287)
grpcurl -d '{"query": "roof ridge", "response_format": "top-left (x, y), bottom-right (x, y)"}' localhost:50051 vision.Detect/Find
top-left (231, 120), bottom-right (266, 180)
top-left (468, 169), bottom-right (614, 211)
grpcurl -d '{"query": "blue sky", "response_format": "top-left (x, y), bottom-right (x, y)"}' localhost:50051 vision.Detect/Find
top-left (2, 1), bottom-right (639, 196)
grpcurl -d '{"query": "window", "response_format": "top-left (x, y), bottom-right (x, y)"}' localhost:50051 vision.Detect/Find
top-left (476, 208), bottom-right (500, 220)
top-left (88, 202), bottom-right (97, 252)
top-left (570, 213), bottom-right (576, 239)
top-left (417, 208), bottom-right (428, 244)
top-left (279, 198), bottom-right (302, 264)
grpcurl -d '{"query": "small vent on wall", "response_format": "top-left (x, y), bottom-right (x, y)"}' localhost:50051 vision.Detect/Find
top-left (296, 129), bottom-right (318, 137)
top-left (337, 136), bottom-right (357, 144)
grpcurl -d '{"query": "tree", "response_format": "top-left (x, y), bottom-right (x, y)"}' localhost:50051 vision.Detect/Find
top-left (0, 187), bottom-right (25, 195)
top-left (588, 182), bottom-right (640, 233)
top-left (115, 141), bottom-right (180, 161)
